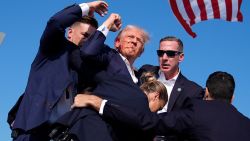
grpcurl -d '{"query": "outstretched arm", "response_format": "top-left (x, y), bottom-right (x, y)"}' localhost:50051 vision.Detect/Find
top-left (40, 1), bottom-right (108, 55)
top-left (79, 13), bottom-right (122, 56)
top-left (71, 94), bottom-right (194, 135)
top-left (71, 94), bottom-right (158, 131)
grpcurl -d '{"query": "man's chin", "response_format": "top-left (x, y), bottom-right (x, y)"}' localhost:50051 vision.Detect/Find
top-left (123, 52), bottom-right (136, 58)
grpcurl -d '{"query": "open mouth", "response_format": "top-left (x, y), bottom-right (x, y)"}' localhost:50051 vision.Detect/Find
top-left (161, 63), bottom-right (170, 69)
top-left (162, 63), bottom-right (169, 67)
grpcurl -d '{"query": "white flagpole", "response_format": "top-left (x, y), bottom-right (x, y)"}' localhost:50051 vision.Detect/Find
top-left (0, 32), bottom-right (6, 45)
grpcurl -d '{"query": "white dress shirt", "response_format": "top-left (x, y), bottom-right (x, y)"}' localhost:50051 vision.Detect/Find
top-left (157, 70), bottom-right (180, 113)
top-left (119, 54), bottom-right (138, 84)
top-left (79, 3), bottom-right (90, 16)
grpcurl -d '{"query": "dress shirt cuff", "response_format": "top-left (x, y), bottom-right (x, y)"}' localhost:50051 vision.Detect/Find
top-left (99, 99), bottom-right (108, 115)
top-left (79, 3), bottom-right (89, 16)
top-left (97, 25), bottom-right (109, 37)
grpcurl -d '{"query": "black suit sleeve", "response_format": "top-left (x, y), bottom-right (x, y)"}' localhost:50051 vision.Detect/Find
top-left (80, 30), bottom-right (106, 56)
top-left (102, 100), bottom-right (194, 135)
top-left (79, 31), bottom-right (111, 66)
top-left (7, 93), bottom-right (24, 129)
top-left (192, 85), bottom-right (205, 100)
top-left (40, 4), bottom-right (82, 55)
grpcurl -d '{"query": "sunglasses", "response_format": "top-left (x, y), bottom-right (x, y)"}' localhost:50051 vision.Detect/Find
top-left (157, 50), bottom-right (182, 57)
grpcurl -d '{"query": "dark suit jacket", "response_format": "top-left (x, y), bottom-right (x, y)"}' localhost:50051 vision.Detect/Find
top-left (103, 98), bottom-right (250, 141)
top-left (138, 65), bottom-right (204, 112)
top-left (56, 31), bottom-right (152, 141)
top-left (12, 4), bottom-right (82, 132)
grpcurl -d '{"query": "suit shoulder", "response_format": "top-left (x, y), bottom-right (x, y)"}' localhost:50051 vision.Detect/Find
top-left (178, 73), bottom-right (204, 99)
top-left (179, 74), bottom-right (202, 89)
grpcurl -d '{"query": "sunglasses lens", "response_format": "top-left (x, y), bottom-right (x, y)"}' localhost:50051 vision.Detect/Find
top-left (157, 50), bottom-right (180, 57)
top-left (166, 51), bottom-right (176, 57)
top-left (157, 50), bottom-right (164, 57)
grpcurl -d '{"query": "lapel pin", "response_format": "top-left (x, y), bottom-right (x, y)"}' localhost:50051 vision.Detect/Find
top-left (177, 88), bottom-right (182, 92)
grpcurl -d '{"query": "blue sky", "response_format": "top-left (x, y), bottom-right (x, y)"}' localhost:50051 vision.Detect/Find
top-left (1, 0), bottom-right (250, 140)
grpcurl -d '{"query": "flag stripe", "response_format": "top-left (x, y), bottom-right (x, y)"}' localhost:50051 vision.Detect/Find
top-left (219, 0), bottom-right (227, 20)
top-left (183, 0), bottom-right (196, 25)
top-left (211, 0), bottom-right (220, 19)
top-left (204, 0), bottom-right (214, 19)
top-left (225, 0), bottom-right (233, 21)
top-left (190, 0), bottom-right (202, 24)
top-left (176, 1), bottom-right (190, 25)
top-left (169, 0), bottom-right (243, 38)
top-left (231, 0), bottom-right (238, 21)
top-left (169, 0), bottom-right (196, 37)
top-left (197, 0), bottom-right (207, 21)
top-left (237, 0), bottom-right (243, 21)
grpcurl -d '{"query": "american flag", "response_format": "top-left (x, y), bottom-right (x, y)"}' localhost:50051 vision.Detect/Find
top-left (169, 0), bottom-right (243, 37)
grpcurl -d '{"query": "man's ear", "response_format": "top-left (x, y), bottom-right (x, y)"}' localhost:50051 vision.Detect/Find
top-left (204, 87), bottom-right (210, 100)
top-left (230, 95), bottom-right (235, 104)
top-left (114, 38), bottom-right (120, 50)
top-left (179, 53), bottom-right (184, 63)
top-left (67, 27), bottom-right (73, 39)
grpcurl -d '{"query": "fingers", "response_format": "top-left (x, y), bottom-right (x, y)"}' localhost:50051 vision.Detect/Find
top-left (97, 1), bottom-right (108, 16)
top-left (109, 13), bottom-right (122, 32)
top-left (95, 8), bottom-right (108, 17)
top-left (87, 2), bottom-right (122, 31)
top-left (71, 94), bottom-right (87, 109)
top-left (88, 1), bottom-right (109, 17)
top-left (94, 2), bottom-right (108, 17)
top-left (114, 14), bottom-right (121, 22)
top-left (97, 0), bottom-right (108, 9)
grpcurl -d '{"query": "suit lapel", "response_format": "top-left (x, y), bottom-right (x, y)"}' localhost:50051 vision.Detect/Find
top-left (115, 50), bottom-right (135, 83)
top-left (153, 66), bottom-right (183, 112)
top-left (167, 73), bottom-right (185, 112)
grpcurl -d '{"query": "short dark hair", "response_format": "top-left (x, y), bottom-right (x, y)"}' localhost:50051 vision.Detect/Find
top-left (159, 36), bottom-right (183, 52)
top-left (206, 71), bottom-right (235, 103)
top-left (74, 15), bottom-right (98, 29)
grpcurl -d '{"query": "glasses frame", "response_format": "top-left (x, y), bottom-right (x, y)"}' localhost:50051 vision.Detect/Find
top-left (157, 50), bottom-right (182, 58)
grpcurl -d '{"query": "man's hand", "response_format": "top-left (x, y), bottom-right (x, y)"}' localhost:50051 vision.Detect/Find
top-left (87, 1), bottom-right (108, 17)
top-left (71, 94), bottom-right (103, 111)
top-left (103, 13), bottom-right (122, 32)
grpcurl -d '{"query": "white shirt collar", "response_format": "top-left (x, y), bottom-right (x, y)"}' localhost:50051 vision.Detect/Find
top-left (157, 70), bottom-right (180, 113)
top-left (158, 70), bottom-right (180, 85)
top-left (119, 53), bottom-right (138, 83)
